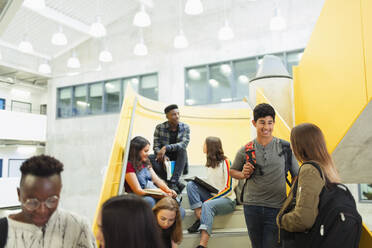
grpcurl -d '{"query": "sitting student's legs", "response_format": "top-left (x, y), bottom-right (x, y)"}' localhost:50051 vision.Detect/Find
top-left (148, 154), bottom-right (167, 181)
top-left (143, 196), bottom-right (157, 208)
top-left (199, 197), bottom-right (236, 235)
top-left (186, 181), bottom-right (212, 210)
top-left (243, 205), bottom-right (264, 248)
top-left (168, 148), bottom-right (188, 186)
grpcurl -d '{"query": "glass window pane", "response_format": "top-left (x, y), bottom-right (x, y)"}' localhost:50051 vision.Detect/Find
top-left (185, 67), bottom-right (208, 105)
top-left (8, 159), bottom-right (25, 177)
top-left (73, 85), bottom-right (88, 116)
top-left (140, 74), bottom-right (158, 100)
top-left (58, 87), bottom-right (72, 117)
top-left (11, 100), bottom-right (31, 113)
top-left (105, 80), bottom-right (121, 112)
top-left (89, 83), bottom-right (103, 114)
top-left (210, 64), bottom-right (233, 103)
top-left (287, 51), bottom-right (303, 75)
top-left (360, 184), bottom-right (372, 201)
top-left (123, 77), bottom-right (139, 95)
top-left (234, 59), bottom-right (257, 100)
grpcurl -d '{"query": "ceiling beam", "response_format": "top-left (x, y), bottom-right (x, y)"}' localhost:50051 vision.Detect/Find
top-left (23, 2), bottom-right (92, 36)
top-left (0, 39), bottom-right (51, 59)
top-left (0, 0), bottom-right (23, 36)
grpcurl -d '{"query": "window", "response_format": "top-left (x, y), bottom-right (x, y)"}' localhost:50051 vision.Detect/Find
top-left (57, 73), bottom-right (158, 118)
top-left (73, 85), bottom-right (88, 116)
top-left (286, 51), bottom-right (303, 75)
top-left (185, 66), bottom-right (208, 105)
top-left (11, 100), bottom-right (31, 113)
top-left (0, 98), bottom-right (5, 110)
top-left (58, 87), bottom-right (72, 117)
top-left (234, 58), bottom-right (256, 100)
top-left (185, 49), bottom-right (304, 105)
top-left (104, 80), bottom-right (120, 112)
top-left (359, 184), bottom-right (372, 202)
top-left (8, 159), bottom-right (25, 177)
top-left (89, 82), bottom-right (103, 114)
top-left (40, 104), bottom-right (47, 115)
top-left (140, 74), bottom-right (158, 100)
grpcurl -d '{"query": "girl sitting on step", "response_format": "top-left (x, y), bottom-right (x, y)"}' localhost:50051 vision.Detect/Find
top-left (153, 197), bottom-right (183, 248)
top-left (186, 136), bottom-right (237, 248)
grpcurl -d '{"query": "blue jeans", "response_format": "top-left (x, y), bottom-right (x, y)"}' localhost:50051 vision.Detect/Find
top-left (143, 196), bottom-right (186, 219)
top-left (243, 205), bottom-right (280, 248)
top-left (187, 181), bottom-right (236, 235)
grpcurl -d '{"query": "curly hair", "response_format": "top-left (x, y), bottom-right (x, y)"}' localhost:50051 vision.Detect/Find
top-left (20, 155), bottom-right (64, 177)
top-left (253, 103), bottom-right (275, 122)
top-left (205, 136), bottom-right (226, 168)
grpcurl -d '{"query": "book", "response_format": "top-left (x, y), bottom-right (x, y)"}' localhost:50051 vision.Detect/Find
top-left (184, 177), bottom-right (219, 194)
top-left (143, 188), bottom-right (167, 197)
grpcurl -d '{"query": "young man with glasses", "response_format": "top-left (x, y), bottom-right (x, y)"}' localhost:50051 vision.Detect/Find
top-left (0, 155), bottom-right (96, 248)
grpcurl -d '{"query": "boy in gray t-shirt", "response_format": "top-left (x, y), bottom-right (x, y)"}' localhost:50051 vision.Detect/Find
top-left (230, 103), bottom-right (298, 248)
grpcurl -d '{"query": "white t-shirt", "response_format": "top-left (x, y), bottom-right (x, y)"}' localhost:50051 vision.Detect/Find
top-left (6, 209), bottom-right (96, 248)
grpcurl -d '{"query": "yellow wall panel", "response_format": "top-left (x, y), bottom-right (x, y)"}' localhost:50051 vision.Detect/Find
top-left (294, 0), bottom-right (367, 152)
top-left (362, 0), bottom-right (372, 101)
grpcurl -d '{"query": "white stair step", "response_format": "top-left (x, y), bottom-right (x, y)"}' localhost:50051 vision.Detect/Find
top-left (180, 228), bottom-right (251, 248)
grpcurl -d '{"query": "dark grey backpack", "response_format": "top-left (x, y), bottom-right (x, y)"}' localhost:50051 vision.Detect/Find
top-left (0, 217), bottom-right (8, 248)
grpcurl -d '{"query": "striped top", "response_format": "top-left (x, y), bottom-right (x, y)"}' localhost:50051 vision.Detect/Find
top-left (205, 159), bottom-right (236, 201)
top-left (6, 209), bottom-right (96, 248)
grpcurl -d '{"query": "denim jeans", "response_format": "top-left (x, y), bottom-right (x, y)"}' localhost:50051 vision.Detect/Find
top-left (143, 196), bottom-right (186, 219)
top-left (149, 149), bottom-right (188, 184)
top-left (243, 205), bottom-right (281, 248)
top-left (186, 181), bottom-right (236, 235)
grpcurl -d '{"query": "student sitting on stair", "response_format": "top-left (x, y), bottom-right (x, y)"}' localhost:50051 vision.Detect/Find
top-left (186, 136), bottom-right (237, 248)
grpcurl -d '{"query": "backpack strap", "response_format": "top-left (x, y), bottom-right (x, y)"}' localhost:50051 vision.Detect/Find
top-left (0, 217), bottom-right (8, 248)
top-left (292, 161), bottom-right (324, 199)
top-left (240, 141), bottom-right (255, 203)
top-left (279, 139), bottom-right (294, 187)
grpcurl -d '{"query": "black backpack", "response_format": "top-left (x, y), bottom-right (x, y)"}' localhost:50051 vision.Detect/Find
top-left (0, 217), bottom-right (8, 248)
top-left (286, 161), bottom-right (362, 248)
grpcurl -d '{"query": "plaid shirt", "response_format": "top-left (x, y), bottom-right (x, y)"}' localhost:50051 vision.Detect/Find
top-left (153, 121), bottom-right (190, 154)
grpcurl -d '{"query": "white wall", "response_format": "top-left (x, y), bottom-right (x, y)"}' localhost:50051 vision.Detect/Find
top-left (0, 84), bottom-right (47, 114)
top-left (46, 0), bottom-right (325, 221)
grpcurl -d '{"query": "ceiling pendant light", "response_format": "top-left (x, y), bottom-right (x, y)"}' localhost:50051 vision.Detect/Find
top-left (218, 0), bottom-right (234, 41)
top-left (38, 60), bottom-right (52, 74)
top-left (218, 20), bottom-right (234, 40)
top-left (134, 29), bottom-right (148, 56)
top-left (99, 49), bottom-right (113, 62)
top-left (23, 0), bottom-right (45, 10)
top-left (90, 16), bottom-right (106, 37)
top-left (185, 0), bottom-right (203, 15)
top-left (270, 8), bottom-right (286, 31)
top-left (174, 30), bottom-right (189, 49)
top-left (133, 4), bottom-right (151, 27)
top-left (18, 35), bottom-right (34, 54)
top-left (174, 0), bottom-right (188, 49)
top-left (51, 25), bottom-right (68, 46)
top-left (67, 51), bottom-right (81, 69)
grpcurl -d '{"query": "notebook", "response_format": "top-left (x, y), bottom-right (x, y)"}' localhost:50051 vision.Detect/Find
top-left (184, 177), bottom-right (219, 194)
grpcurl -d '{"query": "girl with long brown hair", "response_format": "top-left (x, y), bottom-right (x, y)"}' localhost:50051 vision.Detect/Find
top-left (186, 136), bottom-right (237, 248)
top-left (153, 197), bottom-right (183, 248)
top-left (277, 123), bottom-right (341, 247)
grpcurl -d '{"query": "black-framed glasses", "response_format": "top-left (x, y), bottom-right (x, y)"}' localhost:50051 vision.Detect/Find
top-left (22, 195), bottom-right (59, 211)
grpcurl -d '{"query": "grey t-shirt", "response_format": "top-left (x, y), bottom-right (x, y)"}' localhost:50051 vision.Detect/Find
top-left (231, 137), bottom-right (299, 209)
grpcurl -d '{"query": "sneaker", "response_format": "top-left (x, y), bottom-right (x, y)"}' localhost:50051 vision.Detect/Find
top-left (169, 183), bottom-right (180, 194)
top-left (177, 182), bottom-right (186, 193)
top-left (187, 219), bottom-right (201, 233)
